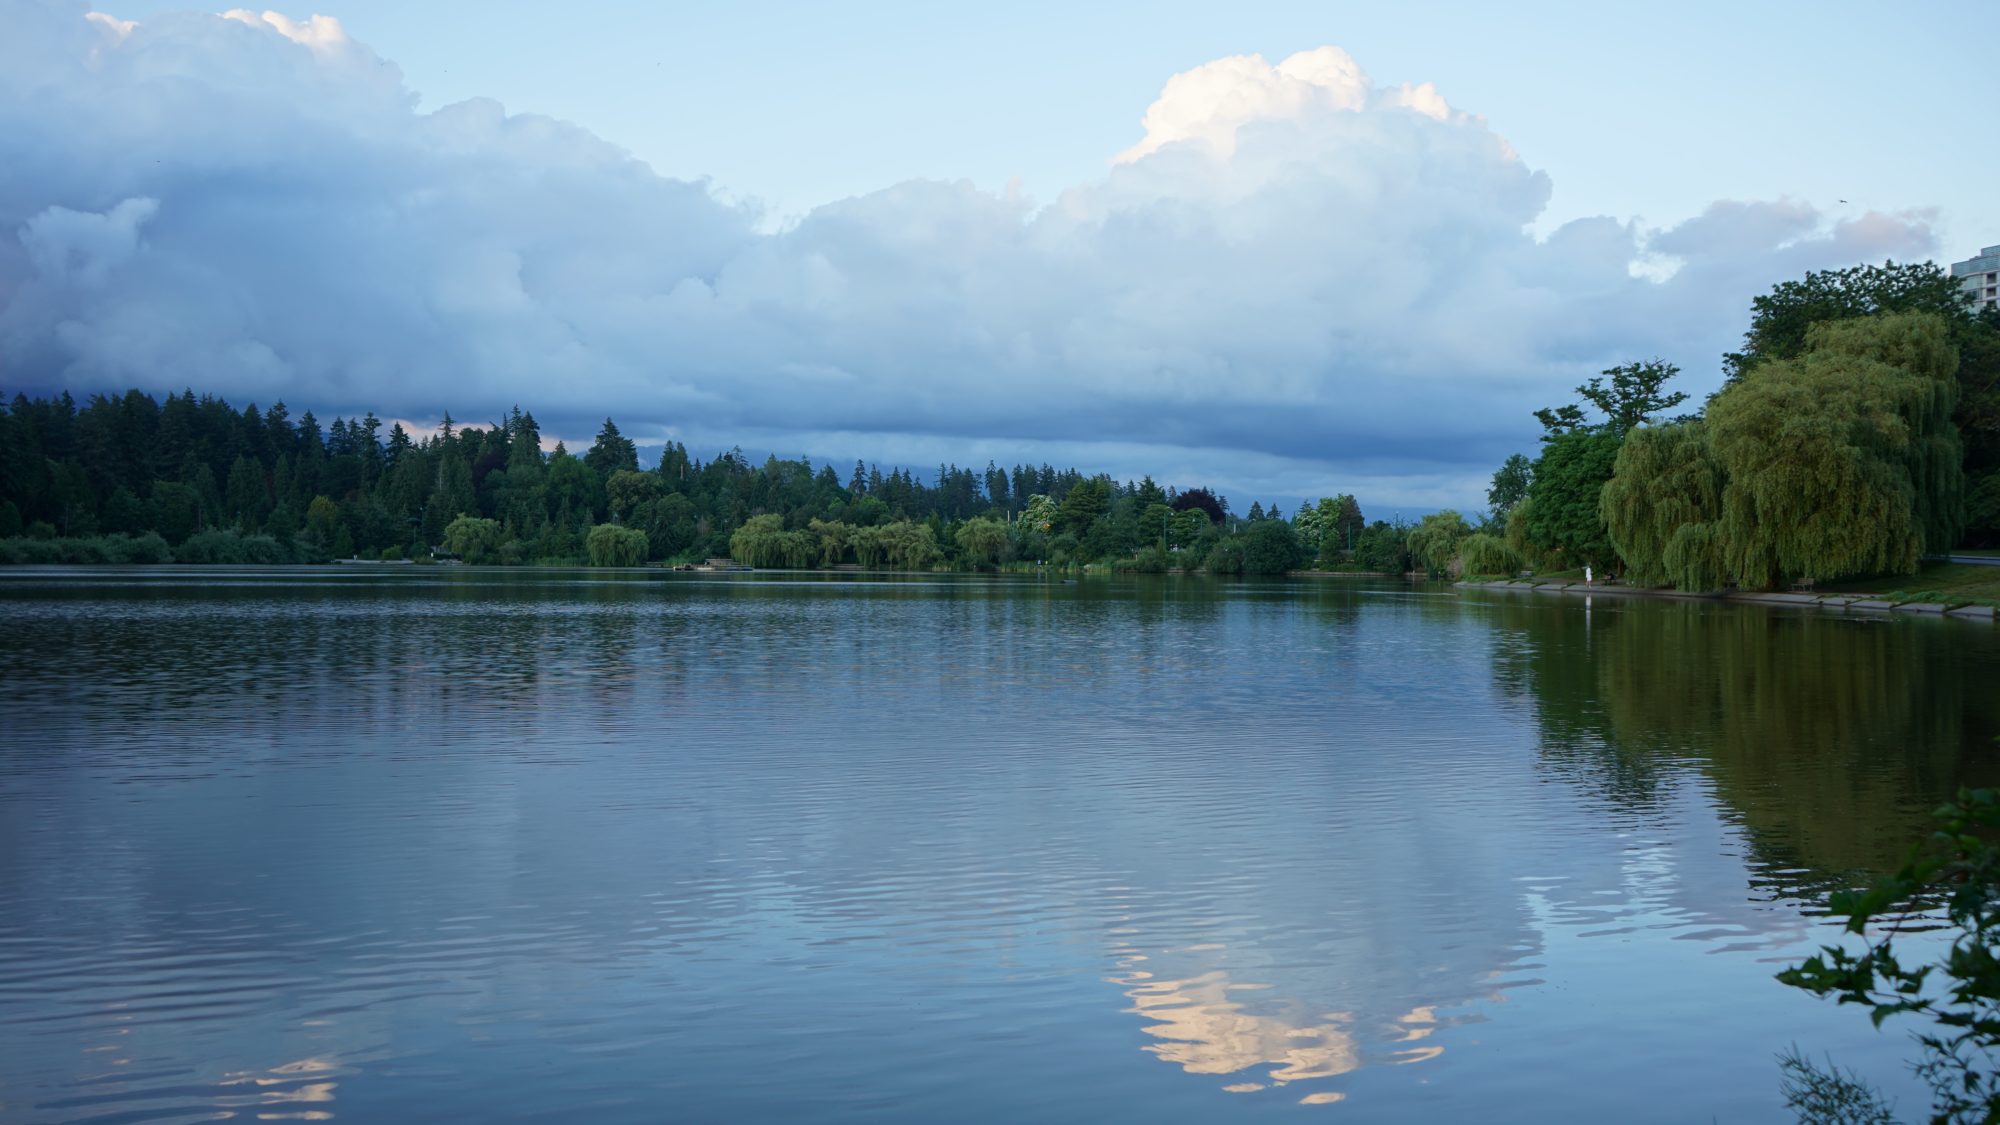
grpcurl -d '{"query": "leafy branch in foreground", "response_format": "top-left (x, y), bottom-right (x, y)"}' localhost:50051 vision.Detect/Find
top-left (1778, 787), bottom-right (2000, 1125)
top-left (1779, 1047), bottom-right (1899, 1125)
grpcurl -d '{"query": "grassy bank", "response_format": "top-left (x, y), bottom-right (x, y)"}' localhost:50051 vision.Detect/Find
top-left (1820, 562), bottom-right (2000, 608)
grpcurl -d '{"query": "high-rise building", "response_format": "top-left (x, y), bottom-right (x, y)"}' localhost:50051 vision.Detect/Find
top-left (1952, 244), bottom-right (2000, 314)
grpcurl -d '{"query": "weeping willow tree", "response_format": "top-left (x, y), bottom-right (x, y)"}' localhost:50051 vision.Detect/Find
top-left (1406, 509), bottom-right (1471, 576)
top-left (1806, 312), bottom-right (1965, 551)
top-left (1458, 532), bottom-right (1523, 577)
top-left (1600, 421), bottom-right (1727, 590)
top-left (585, 523), bottom-right (648, 566)
top-left (729, 513), bottom-right (817, 568)
top-left (1702, 311), bottom-right (1961, 589)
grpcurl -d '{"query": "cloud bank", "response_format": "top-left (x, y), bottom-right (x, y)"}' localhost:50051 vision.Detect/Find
top-left (0, 3), bottom-right (1940, 509)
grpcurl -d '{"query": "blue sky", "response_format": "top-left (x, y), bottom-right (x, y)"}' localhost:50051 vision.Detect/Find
top-left (89, 0), bottom-right (2000, 242)
top-left (3, 0), bottom-right (1997, 512)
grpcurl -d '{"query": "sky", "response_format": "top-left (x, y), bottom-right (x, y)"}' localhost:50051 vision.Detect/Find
top-left (3, 0), bottom-right (1997, 514)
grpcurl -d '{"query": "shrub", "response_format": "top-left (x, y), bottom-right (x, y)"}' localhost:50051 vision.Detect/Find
top-left (1116, 546), bottom-right (1171, 573)
top-left (109, 533), bottom-right (172, 564)
top-left (173, 529), bottom-right (289, 564)
top-left (0, 534), bottom-right (173, 565)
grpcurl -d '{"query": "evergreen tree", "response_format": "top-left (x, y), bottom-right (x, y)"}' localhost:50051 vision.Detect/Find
top-left (425, 453), bottom-right (476, 546)
top-left (225, 455), bottom-right (268, 530)
top-left (585, 417), bottom-right (638, 478)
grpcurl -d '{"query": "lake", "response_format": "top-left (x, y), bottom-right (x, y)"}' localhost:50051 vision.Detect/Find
top-left (2, 568), bottom-right (1996, 1122)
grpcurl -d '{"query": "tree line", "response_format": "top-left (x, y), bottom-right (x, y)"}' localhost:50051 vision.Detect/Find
top-left (0, 390), bottom-right (1419, 573)
top-left (1420, 260), bottom-right (2000, 589)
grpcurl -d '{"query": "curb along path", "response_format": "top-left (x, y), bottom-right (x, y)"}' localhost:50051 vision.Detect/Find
top-left (1455, 579), bottom-right (2000, 622)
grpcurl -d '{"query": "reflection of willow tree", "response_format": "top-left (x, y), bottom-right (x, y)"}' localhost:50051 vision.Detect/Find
top-left (1494, 598), bottom-right (2000, 881)
top-left (1489, 599), bottom-right (1681, 809)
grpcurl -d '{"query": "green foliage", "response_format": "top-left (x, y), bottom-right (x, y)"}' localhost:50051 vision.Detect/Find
top-left (1407, 510), bottom-right (1472, 577)
top-left (1661, 522), bottom-right (1729, 596)
top-left (124, 532), bottom-right (174, 563)
top-left (729, 513), bottom-right (813, 568)
top-left (1457, 532), bottom-right (1522, 578)
top-left (149, 481), bottom-right (199, 545)
top-left (848, 520), bottom-right (939, 569)
top-left (225, 454), bottom-right (267, 530)
top-left (1727, 261), bottom-right (2000, 547)
top-left (1238, 518), bottom-right (1303, 574)
top-left (584, 417), bottom-right (638, 478)
top-left (1535, 359), bottom-right (1688, 436)
top-left (1525, 429), bottom-right (1622, 570)
top-left (1595, 311), bottom-right (1969, 589)
top-left (877, 520), bottom-right (940, 569)
top-left (1779, 787), bottom-right (2000, 1125)
top-left (1353, 519), bottom-right (1413, 573)
top-left (606, 469), bottom-right (662, 521)
top-left (533, 520), bottom-right (584, 564)
top-left (1727, 260), bottom-right (1973, 381)
top-left (426, 453), bottom-right (476, 545)
top-left (1708, 313), bottom-right (1959, 587)
top-left (1487, 454), bottom-right (1533, 524)
top-left (585, 523), bottom-right (649, 567)
top-left (1205, 535), bottom-right (1247, 574)
top-left (1057, 476), bottom-right (1111, 536)
top-left (443, 515), bottom-right (503, 564)
top-left (1293, 494), bottom-right (1364, 563)
top-left (173, 529), bottom-right (288, 565)
top-left (1167, 508), bottom-right (1211, 553)
top-left (1810, 314), bottom-right (1966, 553)
top-left (1087, 507), bottom-right (1135, 559)
top-left (953, 516), bottom-right (1012, 568)
top-left (1019, 494), bottom-right (1058, 534)
top-left (0, 532), bottom-right (173, 565)
top-left (1503, 500), bottom-right (1541, 568)
top-left (1515, 359), bottom-right (1691, 573)
top-left (1601, 421), bottom-right (1726, 590)
top-left (633, 493), bottom-right (699, 560)
top-left (1115, 545), bottom-right (1171, 573)
top-left (304, 495), bottom-right (340, 550)
top-left (1332, 495), bottom-right (1364, 554)
top-left (0, 384), bottom-right (1275, 570)
top-left (1200, 520), bottom-right (1302, 575)
top-left (544, 449), bottom-right (605, 525)
top-left (807, 518), bottom-right (852, 566)
top-left (1968, 471), bottom-right (2000, 549)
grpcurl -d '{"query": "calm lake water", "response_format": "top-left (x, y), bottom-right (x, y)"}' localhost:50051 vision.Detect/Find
top-left (2, 568), bottom-right (1997, 1123)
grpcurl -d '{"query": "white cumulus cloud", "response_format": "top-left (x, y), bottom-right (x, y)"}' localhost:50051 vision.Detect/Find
top-left (0, 3), bottom-right (1940, 510)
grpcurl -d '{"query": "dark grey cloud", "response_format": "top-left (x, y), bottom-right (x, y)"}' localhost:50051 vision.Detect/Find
top-left (0, 6), bottom-right (1940, 509)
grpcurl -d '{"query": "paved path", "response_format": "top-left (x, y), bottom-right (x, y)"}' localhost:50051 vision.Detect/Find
top-left (1944, 554), bottom-right (2000, 566)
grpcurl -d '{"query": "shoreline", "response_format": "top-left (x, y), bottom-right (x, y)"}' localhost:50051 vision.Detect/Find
top-left (1455, 578), bottom-right (1999, 622)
